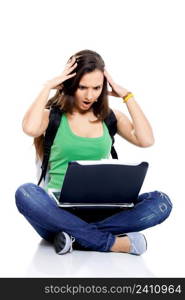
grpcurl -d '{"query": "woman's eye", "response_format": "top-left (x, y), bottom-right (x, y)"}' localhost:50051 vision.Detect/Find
top-left (78, 86), bottom-right (101, 90)
top-left (79, 86), bottom-right (85, 90)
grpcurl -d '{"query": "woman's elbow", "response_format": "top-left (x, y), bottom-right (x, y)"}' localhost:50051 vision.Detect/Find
top-left (140, 137), bottom-right (155, 148)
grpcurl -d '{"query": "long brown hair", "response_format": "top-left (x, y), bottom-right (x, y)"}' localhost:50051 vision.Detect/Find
top-left (33, 49), bottom-right (110, 161)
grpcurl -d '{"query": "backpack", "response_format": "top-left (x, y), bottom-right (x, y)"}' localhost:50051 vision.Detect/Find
top-left (37, 106), bottom-right (118, 186)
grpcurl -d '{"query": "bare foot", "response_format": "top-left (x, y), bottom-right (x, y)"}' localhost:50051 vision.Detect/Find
top-left (110, 236), bottom-right (131, 253)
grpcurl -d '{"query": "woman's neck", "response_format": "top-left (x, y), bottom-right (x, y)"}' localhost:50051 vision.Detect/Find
top-left (71, 107), bottom-right (94, 116)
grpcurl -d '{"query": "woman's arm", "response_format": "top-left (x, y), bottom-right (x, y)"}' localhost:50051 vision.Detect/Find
top-left (22, 87), bottom-right (51, 136)
top-left (104, 69), bottom-right (154, 147)
top-left (22, 56), bottom-right (78, 137)
top-left (113, 97), bottom-right (155, 147)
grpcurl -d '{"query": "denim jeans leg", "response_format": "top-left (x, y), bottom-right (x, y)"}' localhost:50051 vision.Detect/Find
top-left (24, 215), bottom-right (55, 242)
top-left (91, 191), bottom-right (173, 236)
top-left (15, 183), bottom-right (115, 252)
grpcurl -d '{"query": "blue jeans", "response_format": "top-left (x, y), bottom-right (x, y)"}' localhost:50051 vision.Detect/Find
top-left (15, 183), bottom-right (172, 252)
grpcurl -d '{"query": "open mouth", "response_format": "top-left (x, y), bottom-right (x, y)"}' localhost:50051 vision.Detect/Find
top-left (83, 101), bottom-right (91, 104)
top-left (82, 101), bottom-right (92, 107)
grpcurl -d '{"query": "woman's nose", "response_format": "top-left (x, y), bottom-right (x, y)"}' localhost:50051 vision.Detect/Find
top-left (85, 90), bottom-right (93, 100)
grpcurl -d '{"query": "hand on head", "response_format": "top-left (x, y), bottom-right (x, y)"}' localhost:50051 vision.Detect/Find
top-left (44, 56), bottom-right (78, 90)
top-left (104, 68), bottom-right (129, 98)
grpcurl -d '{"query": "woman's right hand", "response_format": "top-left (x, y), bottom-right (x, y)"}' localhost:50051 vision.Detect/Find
top-left (43, 56), bottom-right (77, 90)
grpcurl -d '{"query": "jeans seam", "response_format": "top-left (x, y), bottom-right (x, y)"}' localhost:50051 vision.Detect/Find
top-left (104, 234), bottom-right (116, 252)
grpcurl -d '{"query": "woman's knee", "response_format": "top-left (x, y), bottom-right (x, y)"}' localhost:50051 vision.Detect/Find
top-left (15, 182), bottom-right (39, 212)
top-left (150, 190), bottom-right (173, 223)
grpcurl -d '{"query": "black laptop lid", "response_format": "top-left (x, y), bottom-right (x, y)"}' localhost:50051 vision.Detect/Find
top-left (59, 161), bottom-right (149, 205)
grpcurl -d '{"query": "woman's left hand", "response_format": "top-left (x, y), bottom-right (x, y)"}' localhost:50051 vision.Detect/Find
top-left (104, 69), bottom-right (129, 98)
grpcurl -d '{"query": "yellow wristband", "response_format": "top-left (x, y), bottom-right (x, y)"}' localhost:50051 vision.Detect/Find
top-left (123, 92), bottom-right (134, 103)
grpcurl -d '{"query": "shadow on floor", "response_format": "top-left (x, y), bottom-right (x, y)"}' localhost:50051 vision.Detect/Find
top-left (25, 239), bottom-right (155, 277)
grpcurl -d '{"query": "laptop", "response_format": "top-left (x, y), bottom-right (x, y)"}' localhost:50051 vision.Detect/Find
top-left (48, 159), bottom-right (149, 208)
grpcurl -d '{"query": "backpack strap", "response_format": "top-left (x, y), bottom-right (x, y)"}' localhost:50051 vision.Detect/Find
top-left (104, 109), bottom-right (118, 159)
top-left (37, 107), bottom-right (118, 186)
top-left (37, 106), bottom-right (63, 186)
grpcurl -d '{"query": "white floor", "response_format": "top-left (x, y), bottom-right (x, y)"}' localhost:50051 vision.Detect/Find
top-left (1, 185), bottom-right (184, 278)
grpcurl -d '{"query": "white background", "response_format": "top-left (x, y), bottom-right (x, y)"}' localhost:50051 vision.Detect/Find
top-left (0, 0), bottom-right (185, 277)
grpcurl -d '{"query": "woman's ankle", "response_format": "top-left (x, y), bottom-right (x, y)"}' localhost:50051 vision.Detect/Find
top-left (110, 236), bottom-right (131, 253)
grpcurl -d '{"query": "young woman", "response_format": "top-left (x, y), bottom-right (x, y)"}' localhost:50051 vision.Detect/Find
top-left (15, 50), bottom-right (172, 255)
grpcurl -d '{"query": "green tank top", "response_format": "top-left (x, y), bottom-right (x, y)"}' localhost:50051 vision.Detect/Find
top-left (45, 113), bottom-right (112, 192)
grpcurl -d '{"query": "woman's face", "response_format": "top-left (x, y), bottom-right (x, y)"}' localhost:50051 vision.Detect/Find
top-left (74, 69), bottom-right (104, 112)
